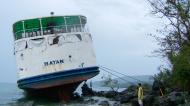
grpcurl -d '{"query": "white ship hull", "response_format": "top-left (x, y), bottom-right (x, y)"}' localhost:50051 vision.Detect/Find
top-left (15, 32), bottom-right (97, 80)
top-left (13, 15), bottom-right (99, 100)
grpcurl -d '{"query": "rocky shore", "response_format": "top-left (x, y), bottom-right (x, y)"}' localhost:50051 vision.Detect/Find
top-left (78, 80), bottom-right (190, 106)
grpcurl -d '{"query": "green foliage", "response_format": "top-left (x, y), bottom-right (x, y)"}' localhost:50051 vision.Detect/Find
top-left (172, 45), bottom-right (190, 90)
top-left (154, 67), bottom-right (173, 88)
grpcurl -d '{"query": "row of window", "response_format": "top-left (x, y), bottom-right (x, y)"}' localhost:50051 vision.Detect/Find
top-left (14, 34), bottom-right (83, 52)
top-left (14, 25), bottom-right (88, 40)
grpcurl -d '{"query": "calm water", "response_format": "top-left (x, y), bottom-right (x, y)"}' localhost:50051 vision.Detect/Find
top-left (0, 83), bottom-right (23, 105)
top-left (0, 83), bottom-right (124, 106)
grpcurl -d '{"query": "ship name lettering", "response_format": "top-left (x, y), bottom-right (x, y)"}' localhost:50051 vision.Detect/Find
top-left (44, 59), bottom-right (64, 66)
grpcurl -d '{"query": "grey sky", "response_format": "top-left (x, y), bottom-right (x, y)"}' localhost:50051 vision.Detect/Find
top-left (0, 0), bottom-right (164, 83)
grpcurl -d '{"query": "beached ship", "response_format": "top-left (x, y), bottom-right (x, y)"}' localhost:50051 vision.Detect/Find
top-left (12, 14), bottom-right (99, 100)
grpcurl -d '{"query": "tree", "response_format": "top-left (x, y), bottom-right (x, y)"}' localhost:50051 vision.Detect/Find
top-left (102, 74), bottom-right (119, 91)
top-left (148, 0), bottom-right (190, 57)
top-left (148, 0), bottom-right (190, 92)
top-left (153, 66), bottom-right (172, 89)
top-left (172, 45), bottom-right (190, 91)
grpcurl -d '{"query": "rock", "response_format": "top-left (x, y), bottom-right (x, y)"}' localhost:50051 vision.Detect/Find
top-left (113, 102), bottom-right (121, 106)
top-left (158, 96), bottom-right (175, 106)
top-left (153, 96), bottom-right (163, 106)
top-left (117, 85), bottom-right (138, 104)
top-left (168, 91), bottom-right (182, 97)
top-left (130, 95), bottom-right (154, 106)
top-left (153, 91), bottom-right (185, 106)
top-left (104, 91), bottom-right (118, 98)
top-left (83, 98), bottom-right (99, 104)
top-left (95, 91), bottom-right (106, 97)
top-left (81, 82), bottom-right (95, 96)
top-left (167, 91), bottom-right (185, 105)
top-left (143, 95), bottom-right (154, 106)
top-left (119, 92), bottom-right (136, 103)
top-left (95, 91), bottom-right (118, 99)
top-left (130, 98), bottom-right (139, 106)
top-left (98, 100), bottom-right (110, 106)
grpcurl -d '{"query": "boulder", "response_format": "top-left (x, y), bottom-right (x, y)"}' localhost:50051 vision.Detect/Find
top-left (81, 82), bottom-right (95, 96)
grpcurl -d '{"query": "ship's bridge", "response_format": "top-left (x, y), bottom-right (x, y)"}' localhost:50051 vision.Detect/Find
top-left (13, 15), bottom-right (88, 40)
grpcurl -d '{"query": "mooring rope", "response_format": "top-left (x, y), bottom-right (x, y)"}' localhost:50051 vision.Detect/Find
top-left (99, 65), bottom-right (145, 83)
top-left (99, 67), bottom-right (134, 84)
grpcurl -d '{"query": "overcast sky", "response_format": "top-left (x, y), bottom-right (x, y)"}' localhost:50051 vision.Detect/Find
top-left (0, 0), bottom-right (165, 83)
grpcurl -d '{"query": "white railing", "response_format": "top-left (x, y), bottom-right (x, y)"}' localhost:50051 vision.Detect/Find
top-left (14, 24), bottom-right (89, 40)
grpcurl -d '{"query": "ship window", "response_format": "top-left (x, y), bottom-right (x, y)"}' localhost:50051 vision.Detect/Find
top-left (48, 36), bottom-right (60, 45)
top-left (58, 35), bottom-right (66, 45)
top-left (43, 30), bottom-right (51, 35)
top-left (65, 34), bottom-right (82, 42)
top-left (76, 34), bottom-right (82, 41)
top-left (15, 40), bottom-right (26, 52)
top-left (53, 36), bottom-right (59, 45)
top-left (28, 37), bottom-right (45, 48)
top-left (22, 33), bottom-right (25, 38)
top-left (25, 33), bottom-right (29, 38)
top-left (31, 37), bottom-right (44, 41)
top-left (89, 34), bottom-right (92, 41)
top-left (82, 34), bottom-right (91, 42)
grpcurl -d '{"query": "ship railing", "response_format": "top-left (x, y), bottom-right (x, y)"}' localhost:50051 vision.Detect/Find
top-left (14, 24), bottom-right (89, 40)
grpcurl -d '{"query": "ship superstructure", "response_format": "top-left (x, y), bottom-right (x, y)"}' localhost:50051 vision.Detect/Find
top-left (13, 15), bottom-right (99, 100)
